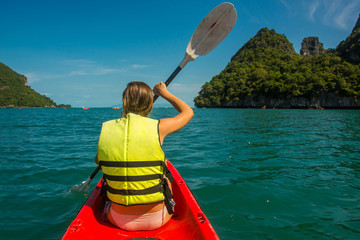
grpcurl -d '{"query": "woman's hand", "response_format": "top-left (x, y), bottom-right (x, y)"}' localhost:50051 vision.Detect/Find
top-left (153, 82), bottom-right (169, 97)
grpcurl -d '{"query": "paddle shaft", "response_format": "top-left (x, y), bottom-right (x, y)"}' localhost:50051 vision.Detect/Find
top-left (91, 165), bottom-right (101, 179)
top-left (153, 66), bottom-right (182, 103)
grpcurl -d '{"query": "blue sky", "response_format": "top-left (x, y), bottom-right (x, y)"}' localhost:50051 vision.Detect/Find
top-left (1, 0), bottom-right (359, 107)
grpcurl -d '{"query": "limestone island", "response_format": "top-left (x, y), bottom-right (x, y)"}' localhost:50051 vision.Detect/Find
top-left (0, 63), bottom-right (71, 108)
top-left (194, 15), bottom-right (360, 109)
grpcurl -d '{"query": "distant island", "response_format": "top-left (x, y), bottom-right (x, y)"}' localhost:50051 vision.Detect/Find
top-left (194, 15), bottom-right (360, 109)
top-left (0, 63), bottom-right (71, 108)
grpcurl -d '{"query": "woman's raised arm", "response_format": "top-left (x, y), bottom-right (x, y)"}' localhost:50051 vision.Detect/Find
top-left (153, 82), bottom-right (194, 144)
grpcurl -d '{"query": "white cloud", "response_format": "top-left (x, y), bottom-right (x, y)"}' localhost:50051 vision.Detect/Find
top-left (279, 0), bottom-right (291, 11)
top-left (24, 59), bottom-right (154, 91)
top-left (318, 0), bottom-right (360, 29)
top-left (94, 67), bottom-right (123, 75)
top-left (282, 0), bottom-right (360, 29)
top-left (131, 64), bottom-right (150, 69)
top-left (61, 59), bottom-right (96, 66)
top-left (333, 0), bottom-right (360, 29)
top-left (322, 0), bottom-right (341, 23)
top-left (308, 1), bottom-right (320, 21)
top-left (167, 82), bottom-right (203, 96)
top-left (60, 59), bottom-right (124, 76)
top-left (67, 68), bottom-right (122, 76)
top-left (68, 70), bottom-right (87, 76)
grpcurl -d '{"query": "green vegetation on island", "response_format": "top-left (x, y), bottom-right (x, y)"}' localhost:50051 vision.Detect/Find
top-left (0, 63), bottom-right (71, 108)
top-left (194, 24), bottom-right (360, 109)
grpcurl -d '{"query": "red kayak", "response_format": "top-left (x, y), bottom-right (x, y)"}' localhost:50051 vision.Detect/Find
top-left (62, 160), bottom-right (219, 240)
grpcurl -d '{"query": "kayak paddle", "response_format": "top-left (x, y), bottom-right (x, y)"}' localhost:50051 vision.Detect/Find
top-left (71, 2), bottom-right (237, 192)
top-left (153, 2), bottom-right (237, 102)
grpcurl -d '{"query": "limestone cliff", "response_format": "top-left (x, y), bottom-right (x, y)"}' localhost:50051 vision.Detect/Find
top-left (219, 93), bottom-right (360, 109)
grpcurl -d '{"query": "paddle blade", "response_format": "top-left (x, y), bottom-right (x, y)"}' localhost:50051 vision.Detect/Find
top-left (186, 2), bottom-right (237, 60)
top-left (69, 177), bottom-right (91, 192)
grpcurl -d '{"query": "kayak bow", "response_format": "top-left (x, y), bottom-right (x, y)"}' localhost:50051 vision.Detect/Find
top-left (62, 160), bottom-right (219, 240)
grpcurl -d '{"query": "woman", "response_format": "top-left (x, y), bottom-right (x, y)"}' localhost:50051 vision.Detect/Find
top-left (95, 81), bottom-right (193, 231)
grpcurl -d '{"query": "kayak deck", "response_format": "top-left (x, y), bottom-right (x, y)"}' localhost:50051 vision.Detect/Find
top-left (62, 161), bottom-right (219, 240)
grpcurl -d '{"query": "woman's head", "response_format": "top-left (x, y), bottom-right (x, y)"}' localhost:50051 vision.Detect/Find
top-left (122, 81), bottom-right (153, 117)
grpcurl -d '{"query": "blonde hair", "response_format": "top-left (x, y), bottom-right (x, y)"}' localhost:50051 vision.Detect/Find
top-left (122, 81), bottom-right (153, 117)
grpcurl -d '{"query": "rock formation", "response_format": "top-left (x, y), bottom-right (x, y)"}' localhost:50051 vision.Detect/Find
top-left (300, 37), bottom-right (325, 56)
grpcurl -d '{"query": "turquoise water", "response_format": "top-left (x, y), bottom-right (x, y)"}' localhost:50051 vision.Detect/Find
top-left (0, 108), bottom-right (359, 240)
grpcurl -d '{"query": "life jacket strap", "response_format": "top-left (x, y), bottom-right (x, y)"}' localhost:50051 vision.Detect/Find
top-left (107, 183), bottom-right (163, 196)
top-left (99, 160), bottom-right (164, 168)
top-left (164, 164), bottom-right (174, 183)
top-left (103, 173), bottom-right (162, 182)
top-left (99, 160), bottom-right (174, 182)
top-left (162, 178), bottom-right (174, 215)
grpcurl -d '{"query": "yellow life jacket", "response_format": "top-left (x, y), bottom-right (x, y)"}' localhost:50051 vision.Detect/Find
top-left (97, 113), bottom-right (173, 211)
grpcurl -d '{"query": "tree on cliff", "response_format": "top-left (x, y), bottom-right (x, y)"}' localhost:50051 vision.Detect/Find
top-left (194, 28), bottom-right (360, 108)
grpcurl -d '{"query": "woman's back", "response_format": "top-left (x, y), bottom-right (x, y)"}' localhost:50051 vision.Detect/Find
top-left (96, 81), bottom-right (193, 231)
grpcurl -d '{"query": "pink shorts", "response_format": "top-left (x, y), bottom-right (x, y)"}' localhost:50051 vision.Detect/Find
top-left (105, 202), bottom-right (167, 231)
